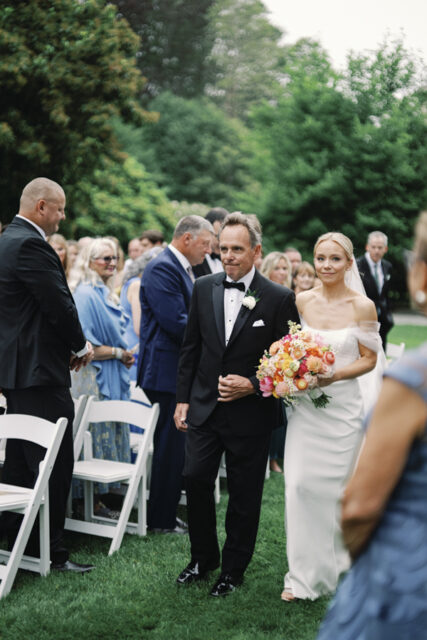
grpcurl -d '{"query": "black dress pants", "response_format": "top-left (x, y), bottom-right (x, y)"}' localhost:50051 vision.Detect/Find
top-left (2, 386), bottom-right (74, 564)
top-left (183, 404), bottom-right (270, 579)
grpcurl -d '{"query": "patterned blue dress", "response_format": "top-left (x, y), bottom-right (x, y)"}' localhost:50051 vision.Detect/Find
top-left (317, 343), bottom-right (427, 639)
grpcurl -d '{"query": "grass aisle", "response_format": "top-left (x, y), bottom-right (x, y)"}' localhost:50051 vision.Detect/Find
top-left (0, 473), bottom-right (328, 640)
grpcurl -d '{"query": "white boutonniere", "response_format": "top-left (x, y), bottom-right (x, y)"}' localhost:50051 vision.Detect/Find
top-left (242, 289), bottom-right (259, 310)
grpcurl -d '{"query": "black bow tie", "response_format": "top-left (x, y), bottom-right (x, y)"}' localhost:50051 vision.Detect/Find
top-left (223, 280), bottom-right (245, 292)
top-left (211, 252), bottom-right (221, 261)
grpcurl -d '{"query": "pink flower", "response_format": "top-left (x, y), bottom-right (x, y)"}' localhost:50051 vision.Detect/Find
top-left (275, 381), bottom-right (292, 397)
top-left (259, 376), bottom-right (274, 397)
top-left (306, 355), bottom-right (323, 374)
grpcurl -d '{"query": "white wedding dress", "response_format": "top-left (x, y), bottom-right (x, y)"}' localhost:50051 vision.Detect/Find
top-left (283, 322), bottom-right (382, 600)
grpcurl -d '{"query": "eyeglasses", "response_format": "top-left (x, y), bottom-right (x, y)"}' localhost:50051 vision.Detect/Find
top-left (95, 256), bottom-right (118, 264)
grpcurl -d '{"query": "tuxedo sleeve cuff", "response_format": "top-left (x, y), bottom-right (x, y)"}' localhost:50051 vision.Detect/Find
top-left (249, 375), bottom-right (261, 396)
top-left (72, 342), bottom-right (89, 358)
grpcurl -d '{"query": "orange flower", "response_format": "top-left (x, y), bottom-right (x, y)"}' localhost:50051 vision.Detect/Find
top-left (306, 355), bottom-right (323, 374)
top-left (269, 341), bottom-right (282, 356)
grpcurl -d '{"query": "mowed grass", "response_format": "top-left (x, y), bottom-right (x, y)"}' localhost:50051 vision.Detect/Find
top-left (1, 325), bottom-right (423, 640)
top-left (388, 324), bottom-right (426, 349)
top-left (0, 472), bottom-right (329, 640)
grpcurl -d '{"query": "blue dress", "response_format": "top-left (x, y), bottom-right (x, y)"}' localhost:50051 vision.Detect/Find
top-left (120, 276), bottom-right (140, 381)
top-left (317, 343), bottom-right (427, 639)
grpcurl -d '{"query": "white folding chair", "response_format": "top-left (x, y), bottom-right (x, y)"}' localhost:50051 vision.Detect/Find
top-left (0, 414), bottom-right (67, 599)
top-left (386, 341), bottom-right (405, 365)
top-left (65, 397), bottom-right (159, 555)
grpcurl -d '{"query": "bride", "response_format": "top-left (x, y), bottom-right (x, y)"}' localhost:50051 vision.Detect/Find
top-left (282, 232), bottom-right (383, 601)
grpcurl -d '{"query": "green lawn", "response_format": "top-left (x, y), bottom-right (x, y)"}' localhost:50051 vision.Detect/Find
top-left (388, 324), bottom-right (426, 349)
top-left (0, 473), bottom-right (328, 640)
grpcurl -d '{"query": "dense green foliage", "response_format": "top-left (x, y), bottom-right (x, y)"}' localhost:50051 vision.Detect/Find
top-left (112, 0), bottom-right (216, 101)
top-left (135, 92), bottom-right (257, 207)
top-left (0, 0), bottom-right (145, 220)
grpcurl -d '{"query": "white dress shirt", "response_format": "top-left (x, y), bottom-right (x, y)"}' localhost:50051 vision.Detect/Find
top-left (168, 243), bottom-right (194, 281)
top-left (224, 266), bottom-right (255, 345)
top-left (205, 253), bottom-right (223, 274)
top-left (365, 252), bottom-right (384, 291)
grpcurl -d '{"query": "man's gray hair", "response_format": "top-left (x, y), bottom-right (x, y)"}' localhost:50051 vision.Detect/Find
top-left (173, 215), bottom-right (214, 238)
top-left (367, 231), bottom-right (388, 246)
top-left (220, 212), bottom-right (262, 248)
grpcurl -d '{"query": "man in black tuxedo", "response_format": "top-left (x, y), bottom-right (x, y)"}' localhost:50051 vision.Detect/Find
top-left (174, 212), bottom-right (299, 596)
top-left (0, 177), bottom-right (94, 572)
top-left (192, 207), bottom-right (228, 278)
top-left (357, 231), bottom-right (394, 349)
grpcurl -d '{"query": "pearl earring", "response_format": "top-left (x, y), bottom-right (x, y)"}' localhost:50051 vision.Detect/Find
top-left (415, 290), bottom-right (427, 305)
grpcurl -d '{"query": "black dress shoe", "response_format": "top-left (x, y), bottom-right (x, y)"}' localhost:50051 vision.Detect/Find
top-left (210, 573), bottom-right (243, 597)
top-left (51, 560), bottom-right (95, 574)
top-left (149, 524), bottom-right (188, 534)
top-left (176, 560), bottom-right (219, 585)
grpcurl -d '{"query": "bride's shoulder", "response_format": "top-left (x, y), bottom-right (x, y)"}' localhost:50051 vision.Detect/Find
top-left (295, 288), bottom-right (318, 311)
top-left (351, 292), bottom-right (377, 322)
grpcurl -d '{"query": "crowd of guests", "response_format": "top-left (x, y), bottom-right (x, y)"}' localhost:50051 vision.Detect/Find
top-left (3, 178), bottom-right (427, 636)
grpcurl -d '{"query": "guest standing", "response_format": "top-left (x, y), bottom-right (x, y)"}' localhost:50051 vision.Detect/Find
top-left (69, 238), bottom-right (134, 505)
top-left (137, 216), bottom-right (213, 533)
top-left (357, 231), bottom-right (394, 349)
top-left (293, 261), bottom-right (315, 295)
top-left (48, 233), bottom-right (68, 275)
top-left (0, 177), bottom-right (93, 572)
top-left (193, 207), bottom-right (228, 278)
top-left (317, 212), bottom-right (427, 639)
top-left (260, 251), bottom-right (293, 473)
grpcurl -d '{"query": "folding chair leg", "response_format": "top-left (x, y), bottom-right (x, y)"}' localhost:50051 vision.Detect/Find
top-left (83, 480), bottom-right (93, 522)
top-left (39, 491), bottom-right (50, 576)
top-left (215, 473), bottom-right (221, 504)
top-left (109, 475), bottom-right (146, 555)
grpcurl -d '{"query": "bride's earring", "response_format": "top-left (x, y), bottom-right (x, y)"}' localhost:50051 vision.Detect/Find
top-left (415, 290), bottom-right (427, 305)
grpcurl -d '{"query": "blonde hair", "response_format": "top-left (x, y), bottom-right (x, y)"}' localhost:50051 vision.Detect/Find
top-left (415, 212), bottom-right (427, 263)
top-left (314, 232), bottom-right (353, 261)
top-left (295, 261), bottom-right (315, 278)
top-left (68, 238), bottom-right (118, 299)
top-left (260, 252), bottom-right (292, 287)
top-left (48, 233), bottom-right (68, 272)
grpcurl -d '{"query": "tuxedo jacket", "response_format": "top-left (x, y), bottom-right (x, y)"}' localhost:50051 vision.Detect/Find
top-left (356, 255), bottom-right (394, 331)
top-left (0, 217), bottom-right (86, 389)
top-left (176, 270), bottom-right (300, 436)
top-left (192, 258), bottom-right (212, 278)
top-left (137, 247), bottom-right (193, 393)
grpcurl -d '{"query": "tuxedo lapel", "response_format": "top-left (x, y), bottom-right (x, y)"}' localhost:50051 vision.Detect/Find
top-left (212, 277), bottom-right (226, 346)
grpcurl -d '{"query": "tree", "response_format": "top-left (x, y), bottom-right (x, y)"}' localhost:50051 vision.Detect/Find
top-left (0, 0), bottom-right (145, 221)
top-left (126, 91), bottom-right (257, 208)
top-left (206, 0), bottom-right (285, 120)
top-left (68, 156), bottom-right (176, 245)
top-left (112, 0), bottom-right (216, 100)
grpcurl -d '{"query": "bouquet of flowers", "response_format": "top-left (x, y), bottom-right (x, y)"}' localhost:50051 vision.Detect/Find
top-left (256, 322), bottom-right (336, 408)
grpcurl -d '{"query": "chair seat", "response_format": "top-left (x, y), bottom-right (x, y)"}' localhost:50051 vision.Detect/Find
top-left (0, 483), bottom-right (32, 510)
top-left (73, 460), bottom-right (134, 484)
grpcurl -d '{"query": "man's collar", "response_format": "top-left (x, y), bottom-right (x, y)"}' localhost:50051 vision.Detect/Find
top-left (365, 252), bottom-right (381, 269)
top-left (168, 243), bottom-right (191, 272)
top-left (16, 215), bottom-right (46, 240)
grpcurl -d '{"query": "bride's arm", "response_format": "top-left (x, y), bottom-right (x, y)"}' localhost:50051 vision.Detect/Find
top-left (318, 296), bottom-right (378, 386)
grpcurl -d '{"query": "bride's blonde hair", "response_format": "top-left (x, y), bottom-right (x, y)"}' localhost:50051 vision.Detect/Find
top-left (314, 232), bottom-right (353, 261)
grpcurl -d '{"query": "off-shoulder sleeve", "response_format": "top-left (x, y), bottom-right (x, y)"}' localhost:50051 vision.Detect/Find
top-left (385, 344), bottom-right (427, 404)
top-left (353, 321), bottom-right (382, 353)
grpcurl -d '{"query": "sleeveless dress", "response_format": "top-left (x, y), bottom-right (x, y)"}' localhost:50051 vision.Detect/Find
top-left (317, 343), bottom-right (427, 639)
top-left (284, 323), bottom-right (381, 599)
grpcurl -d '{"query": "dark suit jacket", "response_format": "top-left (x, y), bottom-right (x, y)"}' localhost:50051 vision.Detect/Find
top-left (192, 258), bottom-right (212, 278)
top-left (137, 247), bottom-right (193, 393)
top-left (176, 270), bottom-right (300, 437)
top-left (0, 217), bottom-right (86, 389)
top-left (356, 255), bottom-right (394, 333)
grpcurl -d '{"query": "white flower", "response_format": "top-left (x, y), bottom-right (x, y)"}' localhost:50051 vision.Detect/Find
top-left (242, 295), bottom-right (256, 310)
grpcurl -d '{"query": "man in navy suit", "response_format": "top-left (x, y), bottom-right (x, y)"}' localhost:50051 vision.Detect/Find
top-left (357, 231), bottom-right (394, 349)
top-left (137, 215), bottom-right (213, 532)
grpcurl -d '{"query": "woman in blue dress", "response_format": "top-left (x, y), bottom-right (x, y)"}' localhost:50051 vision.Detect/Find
top-left (69, 238), bottom-right (135, 504)
top-left (317, 212), bottom-right (427, 639)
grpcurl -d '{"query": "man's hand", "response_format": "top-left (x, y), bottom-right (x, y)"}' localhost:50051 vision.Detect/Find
top-left (217, 375), bottom-right (255, 402)
top-left (120, 350), bottom-right (135, 369)
top-left (70, 342), bottom-right (94, 372)
top-left (174, 403), bottom-right (189, 432)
